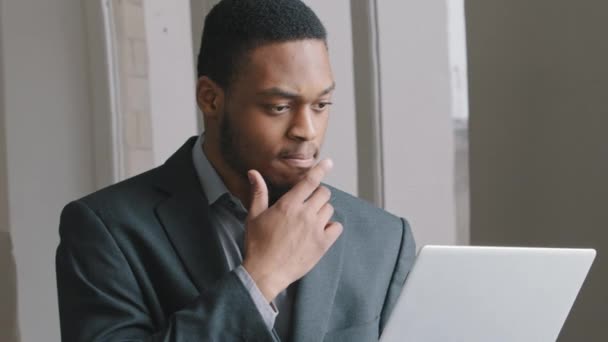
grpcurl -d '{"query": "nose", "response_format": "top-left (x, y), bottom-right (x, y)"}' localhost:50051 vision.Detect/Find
top-left (287, 107), bottom-right (317, 142)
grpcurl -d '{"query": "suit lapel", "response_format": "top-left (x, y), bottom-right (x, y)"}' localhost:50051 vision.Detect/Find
top-left (290, 209), bottom-right (346, 342)
top-left (153, 137), bottom-right (228, 293)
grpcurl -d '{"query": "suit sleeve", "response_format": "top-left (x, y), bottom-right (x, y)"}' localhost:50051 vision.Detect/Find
top-left (56, 200), bottom-right (279, 342)
top-left (378, 217), bottom-right (416, 336)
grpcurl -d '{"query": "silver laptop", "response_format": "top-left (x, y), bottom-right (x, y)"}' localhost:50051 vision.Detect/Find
top-left (380, 246), bottom-right (596, 342)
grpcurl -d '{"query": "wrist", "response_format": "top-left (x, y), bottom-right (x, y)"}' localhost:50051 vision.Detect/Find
top-left (242, 260), bottom-right (286, 302)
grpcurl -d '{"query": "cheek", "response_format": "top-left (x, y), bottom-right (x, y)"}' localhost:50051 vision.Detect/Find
top-left (317, 114), bottom-right (330, 142)
top-left (235, 112), bottom-right (288, 159)
top-left (250, 116), bottom-right (288, 142)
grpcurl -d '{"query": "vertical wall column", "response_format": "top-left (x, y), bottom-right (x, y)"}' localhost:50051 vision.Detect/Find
top-left (350, 0), bottom-right (385, 206)
top-left (0, 3), bottom-right (19, 340)
top-left (374, 0), bottom-right (464, 247)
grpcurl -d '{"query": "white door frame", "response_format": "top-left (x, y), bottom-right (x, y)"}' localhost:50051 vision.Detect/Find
top-left (83, 0), bottom-right (121, 188)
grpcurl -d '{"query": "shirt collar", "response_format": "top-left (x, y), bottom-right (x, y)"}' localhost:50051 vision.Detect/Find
top-left (191, 134), bottom-right (231, 206)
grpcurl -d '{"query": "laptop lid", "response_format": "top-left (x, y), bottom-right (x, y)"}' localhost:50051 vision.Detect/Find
top-left (380, 245), bottom-right (596, 342)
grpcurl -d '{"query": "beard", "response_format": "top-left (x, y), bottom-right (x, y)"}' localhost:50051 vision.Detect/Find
top-left (219, 111), bottom-right (291, 205)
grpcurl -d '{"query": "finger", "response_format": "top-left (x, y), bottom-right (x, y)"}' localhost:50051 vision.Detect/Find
top-left (305, 186), bottom-right (332, 212)
top-left (323, 222), bottom-right (343, 249)
top-left (247, 169), bottom-right (268, 218)
top-left (317, 202), bottom-right (334, 225)
top-left (282, 158), bottom-right (333, 204)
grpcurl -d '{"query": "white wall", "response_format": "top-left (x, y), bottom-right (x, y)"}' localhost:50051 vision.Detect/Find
top-left (144, 0), bottom-right (198, 166)
top-left (376, 1), bottom-right (460, 248)
top-left (1, 1), bottom-right (95, 341)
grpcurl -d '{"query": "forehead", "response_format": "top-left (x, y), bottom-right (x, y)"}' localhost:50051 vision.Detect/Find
top-left (233, 39), bottom-right (334, 95)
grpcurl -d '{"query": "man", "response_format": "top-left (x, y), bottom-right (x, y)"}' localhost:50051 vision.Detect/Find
top-left (56, 0), bottom-right (415, 341)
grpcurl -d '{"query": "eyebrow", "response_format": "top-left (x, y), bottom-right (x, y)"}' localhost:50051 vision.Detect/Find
top-left (256, 82), bottom-right (336, 99)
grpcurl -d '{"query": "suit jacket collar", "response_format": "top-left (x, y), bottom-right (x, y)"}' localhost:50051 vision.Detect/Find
top-left (191, 133), bottom-right (234, 206)
top-left (153, 136), bottom-right (228, 292)
top-left (152, 136), bottom-right (346, 341)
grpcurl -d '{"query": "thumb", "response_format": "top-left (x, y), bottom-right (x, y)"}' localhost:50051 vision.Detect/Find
top-left (247, 169), bottom-right (268, 218)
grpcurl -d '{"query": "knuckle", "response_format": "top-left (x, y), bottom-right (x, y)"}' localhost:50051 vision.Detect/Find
top-left (254, 187), bottom-right (265, 196)
top-left (275, 199), bottom-right (290, 213)
top-left (322, 203), bottom-right (334, 216)
top-left (319, 186), bottom-right (331, 199)
top-left (336, 224), bottom-right (344, 237)
top-left (304, 173), bottom-right (320, 186)
top-left (328, 222), bottom-right (342, 234)
top-left (304, 209), bottom-right (316, 222)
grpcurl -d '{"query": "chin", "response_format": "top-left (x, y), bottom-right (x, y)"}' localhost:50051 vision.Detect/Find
top-left (265, 172), bottom-right (299, 190)
top-left (260, 168), bottom-right (301, 192)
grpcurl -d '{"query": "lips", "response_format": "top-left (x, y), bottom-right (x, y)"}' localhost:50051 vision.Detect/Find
top-left (278, 144), bottom-right (318, 169)
top-left (281, 154), bottom-right (316, 168)
top-left (279, 150), bottom-right (317, 169)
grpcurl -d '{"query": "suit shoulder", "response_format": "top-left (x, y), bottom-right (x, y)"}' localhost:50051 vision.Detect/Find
top-left (326, 185), bottom-right (407, 235)
top-left (74, 167), bottom-right (164, 215)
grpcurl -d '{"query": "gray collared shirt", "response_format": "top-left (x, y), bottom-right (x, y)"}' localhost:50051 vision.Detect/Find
top-left (191, 134), bottom-right (293, 340)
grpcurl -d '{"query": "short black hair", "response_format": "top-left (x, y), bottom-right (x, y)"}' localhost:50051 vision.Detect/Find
top-left (197, 0), bottom-right (327, 89)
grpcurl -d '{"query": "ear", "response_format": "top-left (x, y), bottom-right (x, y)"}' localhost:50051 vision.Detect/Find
top-left (196, 76), bottom-right (224, 120)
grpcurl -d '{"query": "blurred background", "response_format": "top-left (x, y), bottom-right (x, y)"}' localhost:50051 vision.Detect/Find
top-left (0, 0), bottom-right (605, 341)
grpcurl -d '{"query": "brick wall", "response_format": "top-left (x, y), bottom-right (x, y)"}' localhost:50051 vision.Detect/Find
top-left (113, 0), bottom-right (153, 178)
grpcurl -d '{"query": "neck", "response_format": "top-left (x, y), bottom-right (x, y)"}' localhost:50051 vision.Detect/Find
top-left (201, 137), bottom-right (252, 209)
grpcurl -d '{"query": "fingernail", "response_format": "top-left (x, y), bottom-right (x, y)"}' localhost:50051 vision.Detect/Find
top-left (326, 158), bottom-right (334, 169)
top-left (247, 171), bottom-right (254, 185)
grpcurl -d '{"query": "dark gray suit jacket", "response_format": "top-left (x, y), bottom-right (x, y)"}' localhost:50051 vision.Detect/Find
top-left (56, 137), bottom-right (416, 342)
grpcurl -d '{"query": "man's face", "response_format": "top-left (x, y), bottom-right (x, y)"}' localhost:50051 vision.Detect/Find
top-left (219, 39), bottom-right (334, 200)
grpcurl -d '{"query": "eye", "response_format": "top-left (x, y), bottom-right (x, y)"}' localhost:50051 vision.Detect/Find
top-left (266, 104), bottom-right (291, 114)
top-left (313, 101), bottom-right (333, 112)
